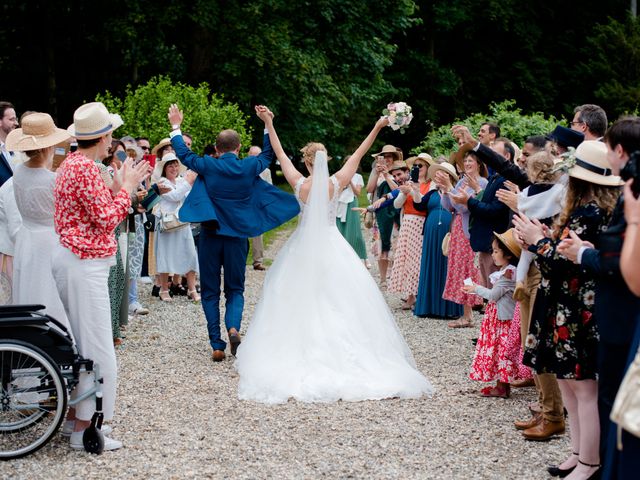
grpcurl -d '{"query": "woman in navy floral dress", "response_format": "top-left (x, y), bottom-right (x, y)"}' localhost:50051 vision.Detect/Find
top-left (515, 141), bottom-right (622, 480)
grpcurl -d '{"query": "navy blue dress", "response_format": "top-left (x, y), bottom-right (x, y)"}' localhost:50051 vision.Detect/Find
top-left (413, 190), bottom-right (463, 318)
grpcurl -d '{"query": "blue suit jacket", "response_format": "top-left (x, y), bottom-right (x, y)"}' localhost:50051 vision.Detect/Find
top-left (581, 197), bottom-right (640, 345)
top-left (0, 153), bottom-right (13, 187)
top-left (171, 133), bottom-right (300, 238)
top-left (467, 173), bottom-right (510, 253)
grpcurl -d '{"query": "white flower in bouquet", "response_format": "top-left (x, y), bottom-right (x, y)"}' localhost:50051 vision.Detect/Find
top-left (382, 102), bottom-right (413, 133)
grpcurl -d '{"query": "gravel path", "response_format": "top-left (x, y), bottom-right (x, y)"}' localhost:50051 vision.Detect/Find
top-left (4, 228), bottom-right (568, 479)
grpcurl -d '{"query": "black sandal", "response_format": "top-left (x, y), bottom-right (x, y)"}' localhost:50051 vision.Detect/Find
top-left (547, 452), bottom-right (579, 477)
top-left (578, 460), bottom-right (601, 480)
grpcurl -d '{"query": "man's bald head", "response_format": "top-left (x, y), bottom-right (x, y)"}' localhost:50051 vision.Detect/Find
top-left (216, 129), bottom-right (241, 154)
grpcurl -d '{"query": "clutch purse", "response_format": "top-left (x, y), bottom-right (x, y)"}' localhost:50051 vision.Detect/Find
top-left (441, 232), bottom-right (451, 257)
top-left (611, 345), bottom-right (640, 449)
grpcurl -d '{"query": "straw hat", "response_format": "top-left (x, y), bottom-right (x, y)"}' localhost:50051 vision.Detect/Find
top-left (428, 161), bottom-right (459, 183)
top-left (153, 152), bottom-right (187, 180)
top-left (406, 153), bottom-right (435, 170)
top-left (568, 140), bottom-right (624, 187)
top-left (67, 102), bottom-right (123, 140)
top-left (371, 144), bottom-right (402, 161)
top-left (152, 137), bottom-right (172, 156)
top-left (493, 228), bottom-right (522, 259)
top-left (5, 113), bottom-right (71, 152)
top-left (388, 160), bottom-right (408, 172)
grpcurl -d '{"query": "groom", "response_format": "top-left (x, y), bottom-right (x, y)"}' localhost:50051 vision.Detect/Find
top-left (168, 104), bottom-right (299, 362)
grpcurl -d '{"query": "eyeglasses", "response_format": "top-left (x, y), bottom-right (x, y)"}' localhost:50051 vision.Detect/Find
top-left (140, 146), bottom-right (150, 151)
top-left (569, 121), bottom-right (584, 126)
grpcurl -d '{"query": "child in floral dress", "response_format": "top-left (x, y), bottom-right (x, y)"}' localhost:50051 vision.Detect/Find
top-left (464, 229), bottom-right (521, 398)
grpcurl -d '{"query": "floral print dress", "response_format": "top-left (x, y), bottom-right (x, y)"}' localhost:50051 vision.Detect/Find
top-left (523, 202), bottom-right (610, 380)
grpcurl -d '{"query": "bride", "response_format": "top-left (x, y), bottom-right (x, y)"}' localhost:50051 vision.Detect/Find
top-left (235, 107), bottom-right (433, 404)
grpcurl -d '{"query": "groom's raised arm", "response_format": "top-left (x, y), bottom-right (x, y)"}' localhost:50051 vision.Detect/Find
top-left (255, 128), bottom-right (274, 175)
top-left (167, 103), bottom-right (211, 174)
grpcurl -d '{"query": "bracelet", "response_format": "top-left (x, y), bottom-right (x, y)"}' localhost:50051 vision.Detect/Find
top-left (628, 221), bottom-right (640, 226)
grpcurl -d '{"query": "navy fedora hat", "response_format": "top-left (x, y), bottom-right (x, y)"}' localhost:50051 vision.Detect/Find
top-left (546, 125), bottom-right (584, 149)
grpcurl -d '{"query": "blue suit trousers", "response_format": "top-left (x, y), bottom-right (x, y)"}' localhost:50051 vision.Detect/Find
top-left (198, 229), bottom-right (248, 352)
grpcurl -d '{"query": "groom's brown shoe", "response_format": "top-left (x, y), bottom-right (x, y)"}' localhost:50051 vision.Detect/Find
top-left (228, 329), bottom-right (241, 356)
top-left (212, 350), bottom-right (226, 362)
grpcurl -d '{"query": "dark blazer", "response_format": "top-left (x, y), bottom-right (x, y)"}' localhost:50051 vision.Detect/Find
top-left (171, 133), bottom-right (300, 238)
top-left (474, 143), bottom-right (531, 189)
top-left (0, 152), bottom-right (13, 187)
top-left (467, 173), bottom-right (510, 252)
top-left (582, 196), bottom-right (640, 345)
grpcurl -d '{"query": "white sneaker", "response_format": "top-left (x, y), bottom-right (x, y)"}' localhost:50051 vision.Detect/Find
top-left (128, 302), bottom-right (149, 315)
top-left (62, 421), bottom-right (112, 437)
top-left (70, 430), bottom-right (122, 451)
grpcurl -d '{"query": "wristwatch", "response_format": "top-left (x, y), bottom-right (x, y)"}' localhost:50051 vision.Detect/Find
top-left (171, 124), bottom-right (180, 131)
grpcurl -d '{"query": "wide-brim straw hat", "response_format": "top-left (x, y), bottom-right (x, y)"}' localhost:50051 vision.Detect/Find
top-left (568, 140), bottom-right (623, 187)
top-left (371, 144), bottom-right (402, 161)
top-left (6, 112), bottom-right (71, 151)
top-left (152, 137), bottom-right (172, 156)
top-left (153, 152), bottom-right (187, 180)
top-left (67, 102), bottom-right (123, 140)
top-left (406, 153), bottom-right (435, 170)
top-left (428, 161), bottom-right (459, 183)
top-left (388, 160), bottom-right (408, 172)
top-left (494, 228), bottom-right (522, 259)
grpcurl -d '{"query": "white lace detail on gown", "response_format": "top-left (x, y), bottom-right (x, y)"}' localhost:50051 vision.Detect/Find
top-left (235, 152), bottom-right (433, 404)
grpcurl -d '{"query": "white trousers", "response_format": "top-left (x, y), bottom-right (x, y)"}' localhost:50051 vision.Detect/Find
top-left (52, 244), bottom-right (117, 421)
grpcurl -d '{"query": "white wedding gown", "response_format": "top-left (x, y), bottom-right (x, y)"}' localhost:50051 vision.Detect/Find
top-left (235, 153), bottom-right (433, 404)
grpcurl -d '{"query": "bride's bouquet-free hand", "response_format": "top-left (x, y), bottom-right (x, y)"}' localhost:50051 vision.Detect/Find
top-left (382, 102), bottom-right (413, 133)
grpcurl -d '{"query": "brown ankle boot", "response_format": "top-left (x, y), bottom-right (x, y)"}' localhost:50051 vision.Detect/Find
top-left (522, 418), bottom-right (565, 441)
top-left (514, 412), bottom-right (542, 431)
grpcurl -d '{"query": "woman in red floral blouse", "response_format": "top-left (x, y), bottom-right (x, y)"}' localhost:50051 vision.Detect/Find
top-left (52, 102), bottom-right (149, 451)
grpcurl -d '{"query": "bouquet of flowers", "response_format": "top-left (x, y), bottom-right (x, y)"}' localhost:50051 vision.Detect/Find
top-left (382, 102), bottom-right (413, 133)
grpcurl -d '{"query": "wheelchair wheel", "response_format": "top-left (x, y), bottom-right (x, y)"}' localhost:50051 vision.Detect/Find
top-left (0, 339), bottom-right (67, 460)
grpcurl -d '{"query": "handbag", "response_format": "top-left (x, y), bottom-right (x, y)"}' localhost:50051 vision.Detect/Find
top-left (0, 255), bottom-right (12, 305)
top-left (441, 233), bottom-right (451, 257)
top-left (364, 210), bottom-right (375, 229)
top-left (611, 345), bottom-right (640, 449)
top-left (159, 212), bottom-right (187, 232)
top-left (441, 211), bottom-right (455, 257)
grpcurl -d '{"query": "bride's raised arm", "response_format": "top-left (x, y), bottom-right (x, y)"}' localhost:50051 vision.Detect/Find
top-left (334, 116), bottom-right (390, 189)
top-left (257, 106), bottom-right (303, 188)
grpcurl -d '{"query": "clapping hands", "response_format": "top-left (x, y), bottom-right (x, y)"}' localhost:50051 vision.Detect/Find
top-left (112, 158), bottom-right (151, 195)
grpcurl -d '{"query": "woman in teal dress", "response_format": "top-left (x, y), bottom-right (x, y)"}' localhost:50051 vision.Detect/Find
top-left (336, 168), bottom-right (367, 260)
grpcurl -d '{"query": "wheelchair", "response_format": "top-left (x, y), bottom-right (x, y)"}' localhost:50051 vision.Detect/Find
top-left (0, 304), bottom-right (106, 459)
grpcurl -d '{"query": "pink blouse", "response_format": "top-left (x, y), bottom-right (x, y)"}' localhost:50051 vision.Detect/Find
top-left (54, 151), bottom-right (130, 259)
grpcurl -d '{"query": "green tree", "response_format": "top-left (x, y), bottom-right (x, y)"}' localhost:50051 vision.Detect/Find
top-left (414, 100), bottom-right (561, 157)
top-left (584, 14), bottom-right (640, 116)
top-left (96, 76), bottom-right (252, 154)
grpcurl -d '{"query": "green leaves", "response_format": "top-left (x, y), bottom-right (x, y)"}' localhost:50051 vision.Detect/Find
top-left (97, 76), bottom-right (252, 154)
top-left (413, 100), bottom-right (561, 157)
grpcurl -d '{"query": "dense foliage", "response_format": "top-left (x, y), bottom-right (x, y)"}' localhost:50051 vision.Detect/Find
top-left (97, 77), bottom-right (252, 154)
top-left (414, 100), bottom-right (562, 157)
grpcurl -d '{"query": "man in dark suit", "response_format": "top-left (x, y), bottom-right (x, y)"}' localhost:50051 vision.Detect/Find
top-left (0, 101), bottom-right (19, 186)
top-left (558, 115), bottom-right (640, 465)
top-left (167, 104), bottom-right (300, 362)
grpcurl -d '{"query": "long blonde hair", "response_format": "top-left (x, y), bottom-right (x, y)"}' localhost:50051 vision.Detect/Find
top-left (554, 177), bottom-right (619, 235)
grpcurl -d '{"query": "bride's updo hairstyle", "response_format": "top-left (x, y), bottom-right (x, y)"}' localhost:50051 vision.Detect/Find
top-left (300, 142), bottom-right (328, 167)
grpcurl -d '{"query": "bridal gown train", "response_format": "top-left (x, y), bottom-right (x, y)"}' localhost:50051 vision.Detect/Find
top-left (235, 153), bottom-right (433, 404)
